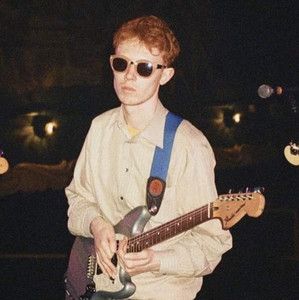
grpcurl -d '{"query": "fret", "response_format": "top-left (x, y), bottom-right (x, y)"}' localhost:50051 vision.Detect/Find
top-left (165, 226), bottom-right (170, 239)
top-left (127, 204), bottom-right (210, 253)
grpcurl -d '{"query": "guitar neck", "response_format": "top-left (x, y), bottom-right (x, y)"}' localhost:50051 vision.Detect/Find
top-left (127, 203), bottom-right (212, 253)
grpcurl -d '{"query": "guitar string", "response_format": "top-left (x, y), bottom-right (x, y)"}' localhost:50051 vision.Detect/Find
top-left (127, 205), bottom-right (209, 252)
top-left (127, 193), bottom-right (253, 252)
top-left (128, 203), bottom-right (214, 252)
top-left (128, 193), bottom-right (251, 247)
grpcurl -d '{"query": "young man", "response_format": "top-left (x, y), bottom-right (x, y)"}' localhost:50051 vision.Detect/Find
top-left (66, 15), bottom-right (232, 300)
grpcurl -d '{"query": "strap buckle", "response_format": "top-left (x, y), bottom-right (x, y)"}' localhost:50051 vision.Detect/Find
top-left (146, 176), bottom-right (166, 215)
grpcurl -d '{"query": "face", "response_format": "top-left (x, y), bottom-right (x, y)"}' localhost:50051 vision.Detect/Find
top-left (111, 39), bottom-right (174, 107)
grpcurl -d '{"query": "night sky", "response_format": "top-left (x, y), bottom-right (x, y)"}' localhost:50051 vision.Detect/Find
top-left (1, 1), bottom-right (298, 106)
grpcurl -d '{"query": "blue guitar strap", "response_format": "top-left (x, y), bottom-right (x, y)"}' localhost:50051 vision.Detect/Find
top-left (146, 112), bottom-right (183, 215)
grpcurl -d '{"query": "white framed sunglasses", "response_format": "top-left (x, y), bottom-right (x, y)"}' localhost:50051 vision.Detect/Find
top-left (110, 54), bottom-right (167, 78)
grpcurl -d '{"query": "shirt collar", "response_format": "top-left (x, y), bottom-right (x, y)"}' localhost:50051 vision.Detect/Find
top-left (114, 100), bottom-right (169, 148)
top-left (141, 100), bottom-right (168, 148)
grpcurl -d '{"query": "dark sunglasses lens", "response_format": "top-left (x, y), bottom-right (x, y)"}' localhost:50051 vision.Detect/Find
top-left (137, 62), bottom-right (153, 77)
top-left (112, 57), bottom-right (128, 72)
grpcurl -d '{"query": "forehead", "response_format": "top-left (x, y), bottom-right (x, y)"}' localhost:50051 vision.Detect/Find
top-left (115, 39), bottom-right (163, 62)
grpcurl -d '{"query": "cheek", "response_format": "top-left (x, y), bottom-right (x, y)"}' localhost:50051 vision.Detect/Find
top-left (113, 77), bottom-right (118, 90)
top-left (140, 77), bottom-right (161, 92)
top-left (113, 76), bottom-right (122, 93)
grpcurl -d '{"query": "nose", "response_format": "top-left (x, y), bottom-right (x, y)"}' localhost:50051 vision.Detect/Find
top-left (125, 62), bottom-right (137, 80)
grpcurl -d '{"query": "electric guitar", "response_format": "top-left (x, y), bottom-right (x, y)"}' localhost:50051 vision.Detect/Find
top-left (65, 188), bottom-right (265, 300)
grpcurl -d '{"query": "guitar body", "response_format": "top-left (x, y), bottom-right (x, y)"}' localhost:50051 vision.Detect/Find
top-left (65, 206), bottom-right (151, 300)
top-left (65, 236), bottom-right (95, 299)
top-left (91, 206), bottom-right (152, 300)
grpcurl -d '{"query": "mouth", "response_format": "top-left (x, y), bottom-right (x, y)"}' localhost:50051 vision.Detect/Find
top-left (122, 86), bottom-right (136, 92)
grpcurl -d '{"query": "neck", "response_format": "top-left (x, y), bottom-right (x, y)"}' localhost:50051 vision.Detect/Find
top-left (122, 99), bottom-right (159, 130)
top-left (126, 203), bottom-right (211, 253)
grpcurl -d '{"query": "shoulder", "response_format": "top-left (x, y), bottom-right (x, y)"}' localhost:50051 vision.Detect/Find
top-left (175, 118), bottom-right (216, 163)
top-left (90, 107), bottom-right (120, 129)
top-left (177, 119), bottom-right (211, 148)
top-left (83, 107), bottom-right (120, 143)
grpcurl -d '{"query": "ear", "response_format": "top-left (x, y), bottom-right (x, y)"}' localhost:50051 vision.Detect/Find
top-left (159, 68), bottom-right (175, 86)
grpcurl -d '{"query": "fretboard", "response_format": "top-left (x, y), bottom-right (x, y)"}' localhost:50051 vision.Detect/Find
top-left (126, 203), bottom-right (212, 253)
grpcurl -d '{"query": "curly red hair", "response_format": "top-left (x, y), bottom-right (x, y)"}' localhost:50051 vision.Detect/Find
top-left (113, 15), bottom-right (180, 66)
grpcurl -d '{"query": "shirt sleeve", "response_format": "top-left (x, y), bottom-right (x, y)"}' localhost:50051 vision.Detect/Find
top-left (65, 121), bottom-right (103, 237)
top-left (157, 125), bottom-right (233, 277)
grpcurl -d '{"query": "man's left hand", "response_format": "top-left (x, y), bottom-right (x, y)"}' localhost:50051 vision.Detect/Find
top-left (117, 237), bottom-right (161, 276)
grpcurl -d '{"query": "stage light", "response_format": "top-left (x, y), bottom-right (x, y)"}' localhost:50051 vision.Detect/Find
top-left (32, 114), bottom-right (58, 138)
top-left (45, 121), bottom-right (58, 136)
top-left (223, 109), bottom-right (234, 128)
top-left (232, 113), bottom-right (241, 123)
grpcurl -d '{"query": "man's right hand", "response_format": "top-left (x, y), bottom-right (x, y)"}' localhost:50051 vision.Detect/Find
top-left (90, 216), bottom-right (117, 279)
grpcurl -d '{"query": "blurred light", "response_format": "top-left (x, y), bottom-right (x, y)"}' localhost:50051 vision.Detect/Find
top-left (32, 114), bottom-right (58, 138)
top-left (45, 121), bottom-right (58, 136)
top-left (27, 112), bottom-right (39, 117)
top-left (232, 113), bottom-right (241, 123)
top-left (248, 104), bottom-right (256, 113)
top-left (223, 109), bottom-right (234, 128)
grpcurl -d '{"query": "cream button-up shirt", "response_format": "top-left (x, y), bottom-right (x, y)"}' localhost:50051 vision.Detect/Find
top-left (66, 100), bottom-right (232, 300)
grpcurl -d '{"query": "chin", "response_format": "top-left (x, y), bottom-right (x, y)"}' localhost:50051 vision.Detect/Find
top-left (119, 95), bottom-right (146, 106)
top-left (121, 100), bottom-right (144, 106)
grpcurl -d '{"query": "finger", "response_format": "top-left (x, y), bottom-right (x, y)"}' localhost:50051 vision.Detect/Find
top-left (96, 252), bottom-right (117, 278)
top-left (96, 254), bottom-right (109, 276)
top-left (98, 236), bottom-right (116, 259)
top-left (95, 240), bottom-right (117, 273)
top-left (99, 235), bottom-right (116, 259)
top-left (99, 250), bottom-right (117, 274)
top-left (109, 236), bottom-right (117, 254)
top-left (125, 249), bottom-right (150, 261)
top-left (116, 242), bottom-right (126, 268)
top-left (117, 238), bottom-right (131, 271)
top-left (117, 255), bottom-right (125, 271)
top-left (118, 238), bottom-right (128, 255)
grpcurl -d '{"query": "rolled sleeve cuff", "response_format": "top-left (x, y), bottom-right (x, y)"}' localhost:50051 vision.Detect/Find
top-left (157, 249), bottom-right (178, 275)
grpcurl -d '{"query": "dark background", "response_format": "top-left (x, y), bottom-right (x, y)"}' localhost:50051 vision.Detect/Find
top-left (0, 1), bottom-right (298, 299)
